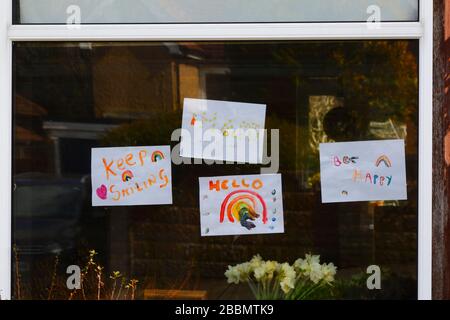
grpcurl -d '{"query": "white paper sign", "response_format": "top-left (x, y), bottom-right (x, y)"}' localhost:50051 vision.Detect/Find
top-left (91, 146), bottom-right (172, 206)
top-left (319, 139), bottom-right (407, 203)
top-left (199, 174), bottom-right (284, 236)
top-left (181, 98), bottom-right (266, 163)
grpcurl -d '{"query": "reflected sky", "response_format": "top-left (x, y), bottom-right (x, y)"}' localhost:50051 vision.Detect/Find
top-left (17, 0), bottom-right (419, 23)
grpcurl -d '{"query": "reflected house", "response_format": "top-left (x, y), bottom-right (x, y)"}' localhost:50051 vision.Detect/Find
top-left (42, 121), bottom-right (118, 175)
top-left (14, 40), bottom-right (209, 172)
top-left (13, 42), bottom-right (227, 285)
top-left (15, 95), bottom-right (51, 173)
top-left (14, 96), bottom-right (86, 256)
top-left (12, 99), bottom-right (81, 274)
top-left (91, 43), bottom-right (217, 119)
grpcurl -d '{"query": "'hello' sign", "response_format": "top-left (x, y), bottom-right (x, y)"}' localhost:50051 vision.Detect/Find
top-left (199, 174), bottom-right (284, 236)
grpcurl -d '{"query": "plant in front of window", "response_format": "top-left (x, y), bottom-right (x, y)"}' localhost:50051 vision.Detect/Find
top-left (224, 254), bottom-right (336, 300)
top-left (13, 245), bottom-right (140, 300)
top-left (67, 249), bottom-right (139, 300)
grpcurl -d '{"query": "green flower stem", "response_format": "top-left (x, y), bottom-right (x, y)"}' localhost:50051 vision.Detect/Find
top-left (248, 280), bottom-right (258, 299)
top-left (296, 282), bottom-right (325, 300)
top-left (272, 277), bottom-right (281, 300)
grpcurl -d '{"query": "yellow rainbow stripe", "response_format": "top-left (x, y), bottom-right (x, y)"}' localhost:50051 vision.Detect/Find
top-left (228, 195), bottom-right (257, 221)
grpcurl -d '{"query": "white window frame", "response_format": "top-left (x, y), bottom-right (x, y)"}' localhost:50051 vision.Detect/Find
top-left (0, 0), bottom-right (433, 300)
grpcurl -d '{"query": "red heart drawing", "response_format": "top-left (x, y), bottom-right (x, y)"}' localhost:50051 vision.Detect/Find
top-left (96, 185), bottom-right (107, 200)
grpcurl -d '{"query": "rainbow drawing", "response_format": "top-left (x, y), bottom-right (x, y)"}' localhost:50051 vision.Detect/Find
top-left (121, 170), bottom-right (134, 182)
top-left (375, 155), bottom-right (392, 168)
top-left (220, 190), bottom-right (267, 230)
top-left (151, 150), bottom-right (165, 162)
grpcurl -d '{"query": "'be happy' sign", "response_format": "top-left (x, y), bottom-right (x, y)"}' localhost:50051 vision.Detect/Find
top-left (319, 139), bottom-right (407, 203)
top-left (91, 146), bottom-right (172, 206)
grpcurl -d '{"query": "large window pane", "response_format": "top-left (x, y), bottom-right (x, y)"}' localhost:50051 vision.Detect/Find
top-left (13, 40), bottom-right (419, 300)
top-left (15, 0), bottom-right (419, 24)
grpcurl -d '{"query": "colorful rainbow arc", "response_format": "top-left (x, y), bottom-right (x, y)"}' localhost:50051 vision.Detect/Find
top-left (151, 150), bottom-right (164, 162)
top-left (121, 170), bottom-right (133, 182)
top-left (220, 190), bottom-right (268, 224)
top-left (375, 155), bottom-right (392, 168)
top-left (228, 195), bottom-right (257, 221)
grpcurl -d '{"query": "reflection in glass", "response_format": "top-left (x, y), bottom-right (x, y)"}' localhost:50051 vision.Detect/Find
top-left (13, 41), bottom-right (418, 299)
top-left (15, 0), bottom-right (419, 24)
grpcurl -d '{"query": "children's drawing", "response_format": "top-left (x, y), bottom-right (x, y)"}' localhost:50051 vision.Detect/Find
top-left (91, 146), bottom-right (172, 206)
top-left (181, 98), bottom-right (266, 163)
top-left (319, 139), bottom-right (407, 203)
top-left (199, 174), bottom-right (284, 236)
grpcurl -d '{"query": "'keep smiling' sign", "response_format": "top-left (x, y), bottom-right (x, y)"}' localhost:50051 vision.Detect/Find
top-left (91, 146), bottom-right (172, 206)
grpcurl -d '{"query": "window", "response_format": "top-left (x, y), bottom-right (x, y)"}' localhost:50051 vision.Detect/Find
top-left (0, 0), bottom-right (433, 301)
top-left (12, 40), bottom-right (419, 299)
